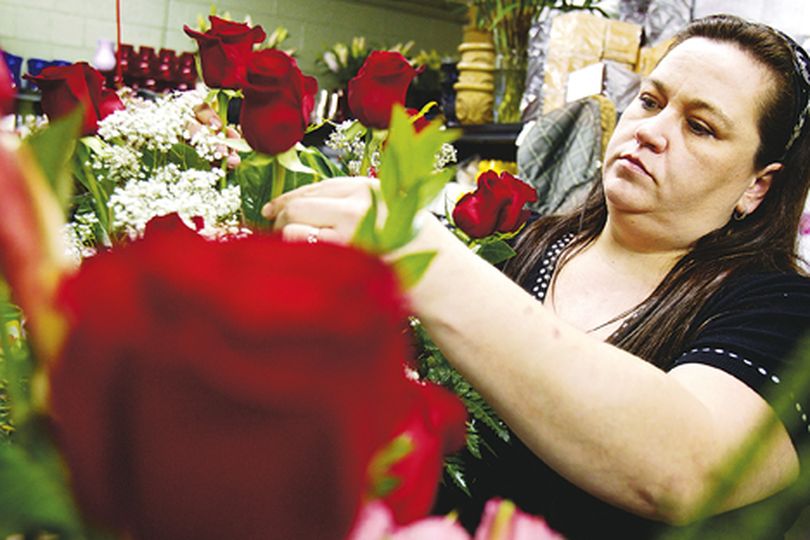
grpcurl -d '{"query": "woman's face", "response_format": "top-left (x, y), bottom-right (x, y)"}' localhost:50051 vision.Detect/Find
top-left (602, 37), bottom-right (778, 247)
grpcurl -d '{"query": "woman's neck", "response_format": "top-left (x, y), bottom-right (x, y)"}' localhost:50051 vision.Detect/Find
top-left (593, 216), bottom-right (690, 284)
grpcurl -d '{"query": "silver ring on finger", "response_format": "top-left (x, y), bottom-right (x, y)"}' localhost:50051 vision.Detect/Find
top-left (306, 228), bottom-right (320, 244)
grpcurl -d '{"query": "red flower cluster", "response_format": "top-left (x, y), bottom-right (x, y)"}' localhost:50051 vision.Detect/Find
top-left (349, 51), bottom-right (419, 130)
top-left (185, 16), bottom-right (317, 156)
top-left (25, 62), bottom-right (124, 136)
top-left (48, 214), bottom-right (465, 539)
top-left (183, 17), bottom-right (266, 90)
top-left (453, 170), bottom-right (538, 239)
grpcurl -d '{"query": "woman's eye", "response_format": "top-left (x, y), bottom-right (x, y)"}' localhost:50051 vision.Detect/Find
top-left (638, 94), bottom-right (659, 111)
top-left (687, 119), bottom-right (714, 137)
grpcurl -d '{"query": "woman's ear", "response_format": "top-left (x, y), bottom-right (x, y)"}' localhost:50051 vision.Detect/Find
top-left (736, 162), bottom-right (782, 215)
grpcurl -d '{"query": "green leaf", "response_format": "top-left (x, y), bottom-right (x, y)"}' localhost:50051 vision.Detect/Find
top-left (277, 147), bottom-right (317, 175)
top-left (0, 443), bottom-right (86, 538)
top-left (476, 239), bottom-right (517, 266)
top-left (417, 167), bottom-right (456, 208)
top-left (297, 145), bottom-right (346, 178)
top-left (26, 107), bottom-right (83, 211)
top-left (234, 155), bottom-right (274, 229)
top-left (391, 251), bottom-right (436, 289)
top-left (168, 142), bottom-right (210, 171)
top-left (352, 188), bottom-right (381, 251)
top-left (379, 187), bottom-right (420, 252)
top-left (72, 141), bottom-right (112, 236)
top-left (221, 137), bottom-right (253, 153)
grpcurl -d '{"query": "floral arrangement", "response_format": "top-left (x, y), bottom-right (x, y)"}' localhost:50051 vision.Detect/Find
top-left (0, 11), bottom-right (561, 540)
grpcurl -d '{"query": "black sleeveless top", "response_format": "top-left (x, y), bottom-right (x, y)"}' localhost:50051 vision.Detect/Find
top-left (433, 234), bottom-right (810, 538)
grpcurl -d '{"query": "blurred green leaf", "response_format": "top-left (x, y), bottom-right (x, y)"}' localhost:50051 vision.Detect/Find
top-left (352, 187), bottom-right (380, 251)
top-left (0, 439), bottom-right (85, 538)
top-left (357, 104), bottom-right (459, 268)
top-left (391, 251), bottom-right (436, 289)
top-left (26, 107), bottom-right (83, 211)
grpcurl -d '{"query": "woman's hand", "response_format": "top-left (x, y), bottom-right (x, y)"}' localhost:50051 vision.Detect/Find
top-left (261, 177), bottom-right (380, 244)
top-left (190, 103), bottom-right (242, 169)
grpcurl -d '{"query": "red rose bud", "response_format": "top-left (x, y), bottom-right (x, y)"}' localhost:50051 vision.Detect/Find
top-left (348, 51), bottom-right (418, 129)
top-left (49, 214), bottom-right (417, 539)
top-left (452, 170), bottom-right (538, 239)
top-left (240, 49), bottom-right (318, 155)
top-left (0, 140), bottom-right (71, 362)
top-left (183, 16), bottom-right (266, 89)
top-left (25, 62), bottom-right (124, 136)
top-left (0, 51), bottom-right (14, 117)
top-left (383, 382), bottom-right (467, 525)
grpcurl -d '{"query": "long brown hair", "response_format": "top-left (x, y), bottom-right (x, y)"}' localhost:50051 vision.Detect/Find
top-left (503, 14), bottom-right (810, 367)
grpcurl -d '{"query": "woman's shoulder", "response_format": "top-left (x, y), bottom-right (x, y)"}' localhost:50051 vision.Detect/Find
top-left (702, 270), bottom-right (810, 315)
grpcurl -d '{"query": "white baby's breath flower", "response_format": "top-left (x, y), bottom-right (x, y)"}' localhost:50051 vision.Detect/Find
top-left (434, 143), bottom-right (458, 171)
top-left (62, 212), bottom-right (100, 263)
top-left (109, 165), bottom-right (241, 239)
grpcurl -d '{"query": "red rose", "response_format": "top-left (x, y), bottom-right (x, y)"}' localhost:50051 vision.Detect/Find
top-left (240, 49), bottom-right (318, 155)
top-left (25, 62), bottom-right (123, 136)
top-left (348, 51), bottom-right (419, 129)
top-left (453, 170), bottom-right (538, 239)
top-left (0, 51), bottom-right (14, 117)
top-left (384, 382), bottom-right (467, 524)
top-left (49, 214), bottom-right (418, 539)
top-left (183, 16), bottom-right (266, 89)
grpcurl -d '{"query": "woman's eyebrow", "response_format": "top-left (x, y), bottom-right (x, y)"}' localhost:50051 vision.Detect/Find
top-left (642, 76), bottom-right (734, 131)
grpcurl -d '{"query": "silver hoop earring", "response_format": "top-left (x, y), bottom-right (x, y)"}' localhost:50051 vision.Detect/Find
top-left (732, 208), bottom-right (747, 221)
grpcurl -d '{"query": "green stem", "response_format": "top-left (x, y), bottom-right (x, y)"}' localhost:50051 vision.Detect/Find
top-left (215, 90), bottom-right (229, 128)
top-left (359, 129), bottom-right (374, 176)
top-left (271, 157), bottom-right (286, 201)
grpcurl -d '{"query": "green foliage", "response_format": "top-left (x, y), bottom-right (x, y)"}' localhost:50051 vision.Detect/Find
top-left (411, 319), bottom-right (510, 491)
top-left (475, 238), bottom-right (517, 266)
top-left (391, 252), bottom-right (437, 289)
top-left (26, 108), bottom-right (83, 212)
top-left (354, 106), bottom-right (459, 253)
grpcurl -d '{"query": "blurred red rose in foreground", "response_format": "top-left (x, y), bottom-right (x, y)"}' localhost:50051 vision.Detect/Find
top-left (241, 49), bottom-right (318, 155)
top-left (48, 214), bottom-right (420, 539)
top-left (452, 170), bottom-right (538, 239)
top-left (384, 382), bottom-right (467, 524)
top-left (183, 15), bottom-right (266, 89)
top-left (25, 62), bottom-right (123, 135)
top-left (349, 51), bottom-right (419, 130)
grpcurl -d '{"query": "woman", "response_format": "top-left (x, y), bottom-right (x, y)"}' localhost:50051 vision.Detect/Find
top-left (265, 15), bottom-right (810, 538)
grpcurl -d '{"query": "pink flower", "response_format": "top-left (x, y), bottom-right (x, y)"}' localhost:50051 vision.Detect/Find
top-left (348, 501), bottom-right (470, 540)
top-left (474, 499), bottom-right (563, 540)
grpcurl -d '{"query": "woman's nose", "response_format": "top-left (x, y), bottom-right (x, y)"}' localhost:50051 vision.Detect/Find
top-left (633, 116), bottom-right (668, 153)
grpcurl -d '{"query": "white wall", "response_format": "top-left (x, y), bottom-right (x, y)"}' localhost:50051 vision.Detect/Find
top-left (0, 0), bottom-right (463, 85)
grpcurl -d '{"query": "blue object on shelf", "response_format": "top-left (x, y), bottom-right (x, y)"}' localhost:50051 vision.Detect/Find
top-left (24, 57), bottom-right (50, 90)
top-left (2, 51), bottom-right (23, 89)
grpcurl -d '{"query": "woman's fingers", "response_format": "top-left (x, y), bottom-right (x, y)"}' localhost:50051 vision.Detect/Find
top-left (279, 223), bottom-right (342, 244)
top-left (262, 177), bottom-right (376, 220)
top-left (272, 196), bottom-right (370, 240)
